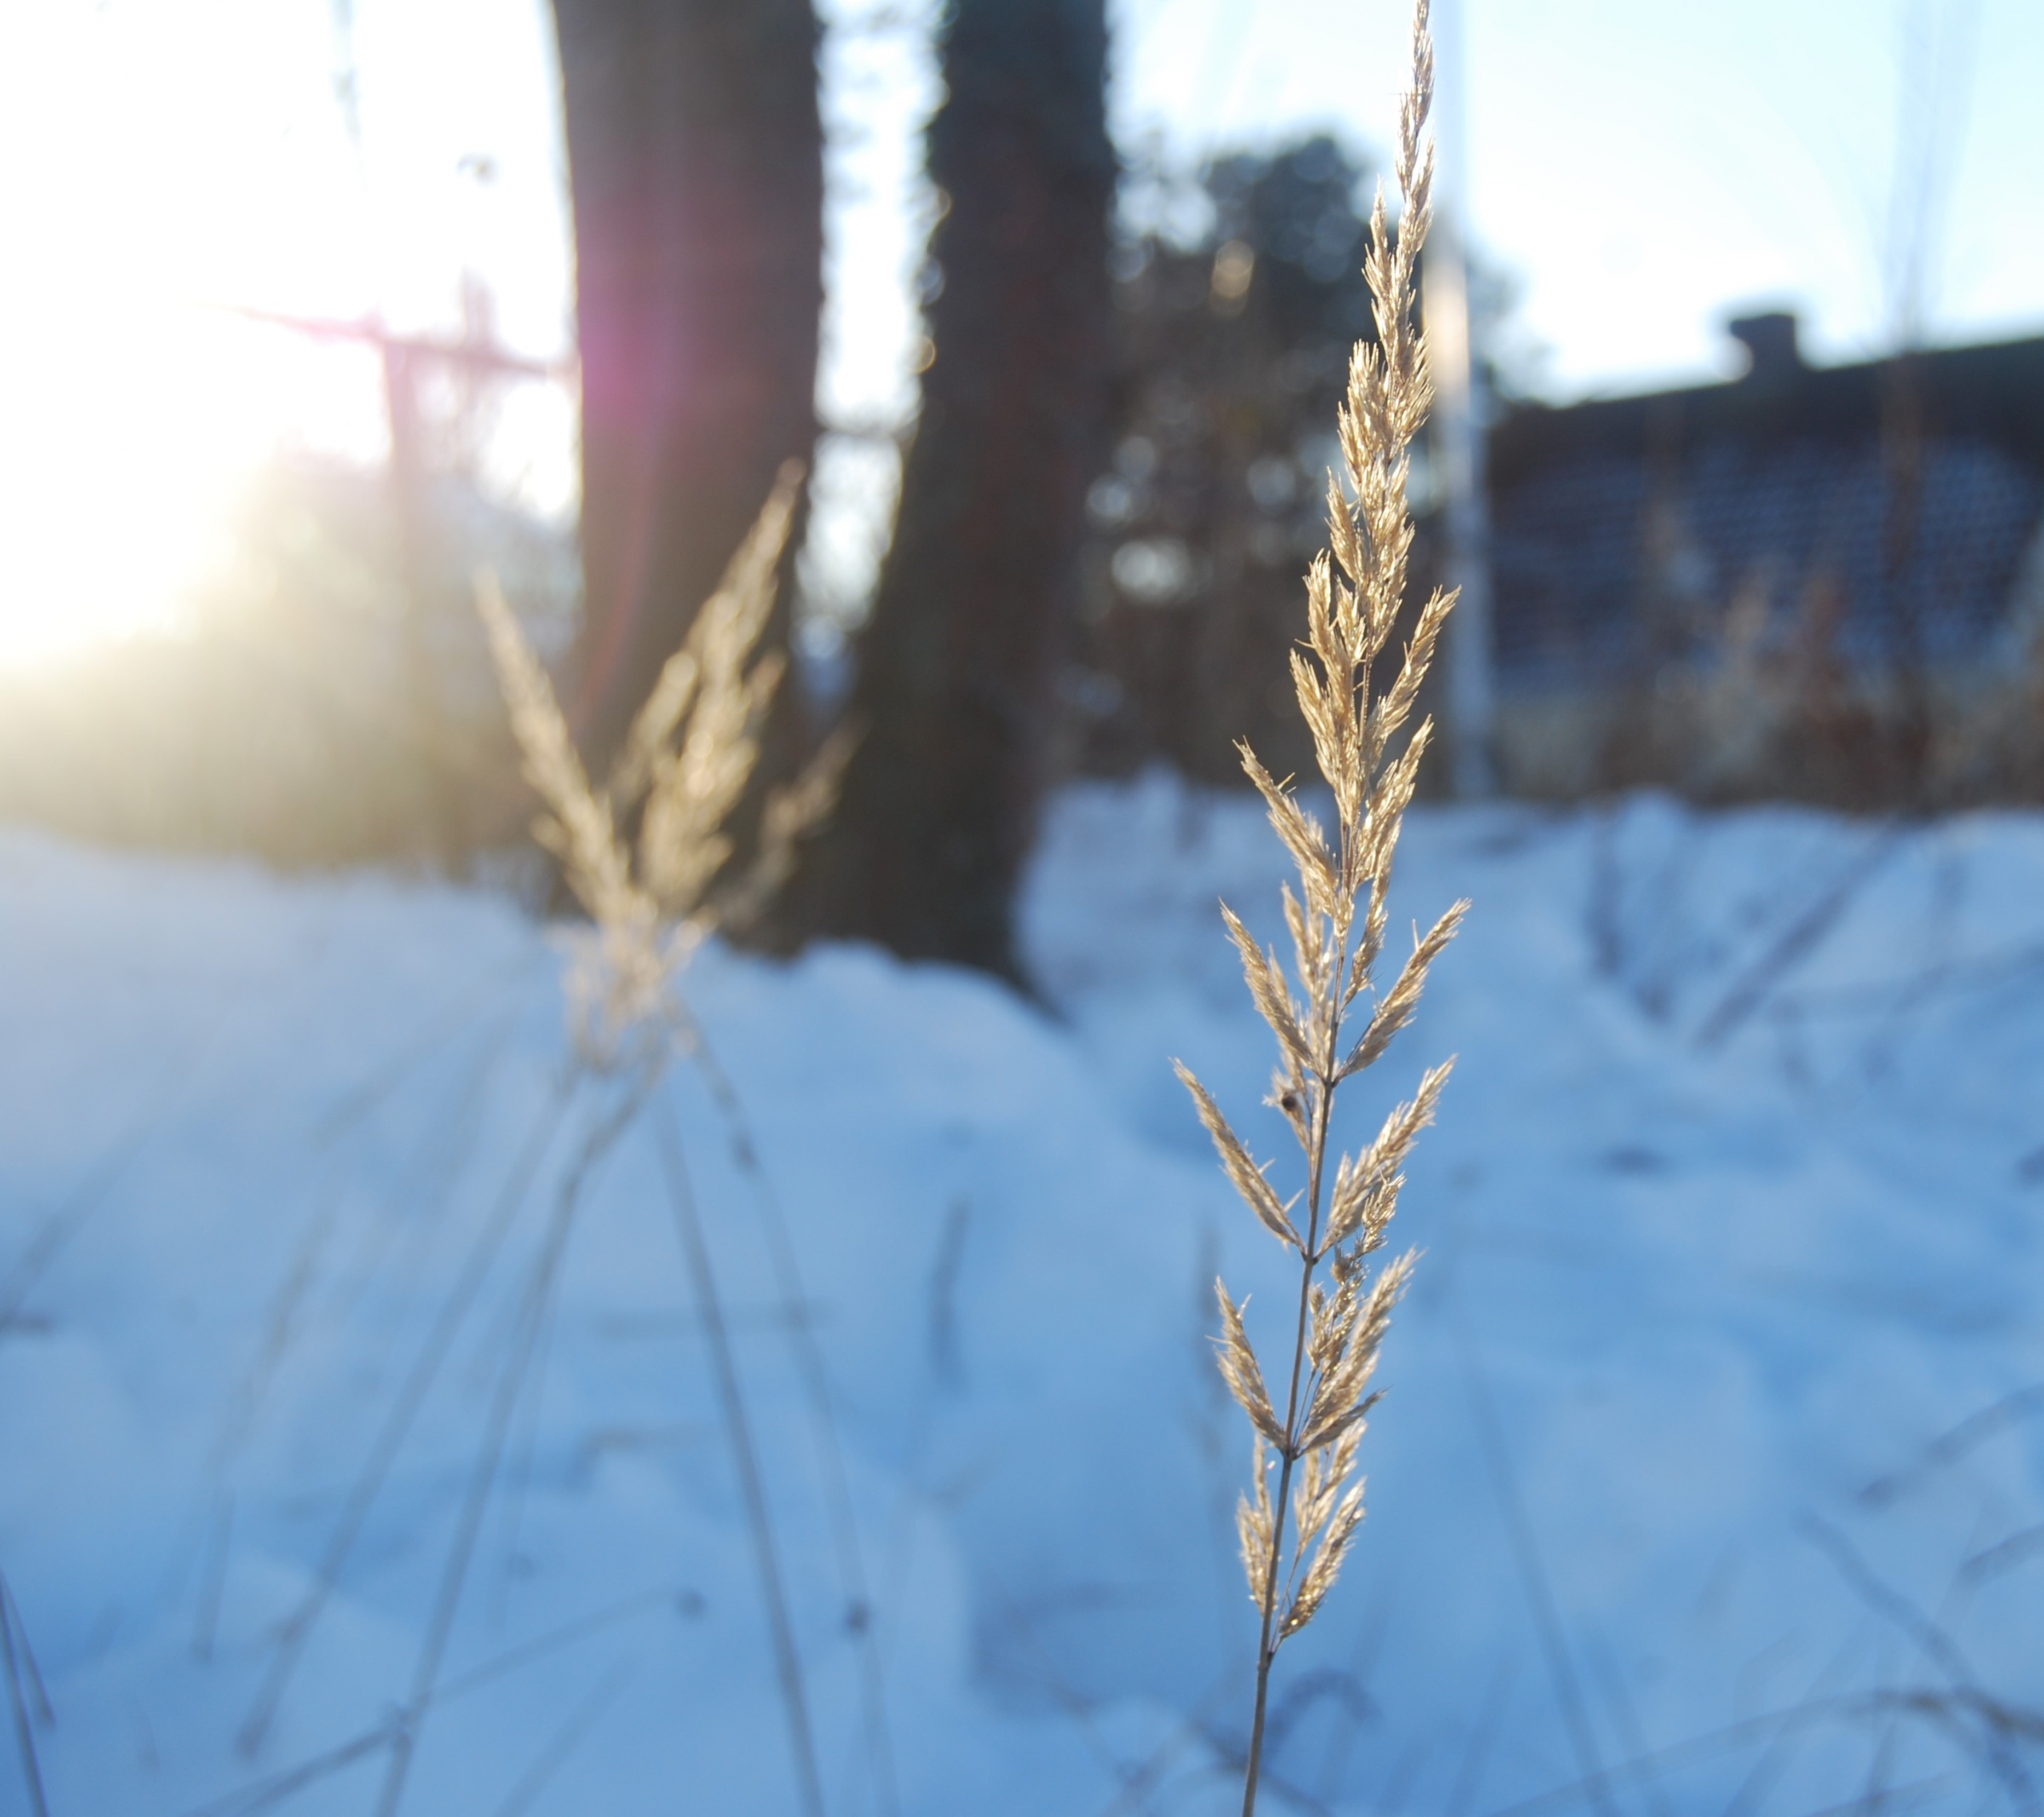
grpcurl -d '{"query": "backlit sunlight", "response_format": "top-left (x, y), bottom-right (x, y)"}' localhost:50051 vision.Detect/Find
top-left (0, 0), bottom-right (570, 673)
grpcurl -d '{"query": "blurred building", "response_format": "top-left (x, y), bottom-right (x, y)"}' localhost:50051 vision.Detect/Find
top-left (1487, 317), bottom-right (2044, 806)
top-left (1070, 263), bottom-right (2044, 808)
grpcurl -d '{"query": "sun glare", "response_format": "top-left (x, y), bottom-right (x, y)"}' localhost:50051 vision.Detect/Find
top-left (0, 299), bottom-right (388, 673)
top-left (0, 0), bottom-right (572, 677)
top-left (0, 3), bottom-right (370, 673)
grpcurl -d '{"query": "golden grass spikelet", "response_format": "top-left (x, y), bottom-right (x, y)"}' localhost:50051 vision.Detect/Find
top-left (1369, 588), bottom-right (1456, 767)
top-left (1321, 1150), bottom-right (1383, 1256)
top-left (1345, 901), bottom-right (1468, 1075)
top-left (1236, 1434), bottom-right (1278, 1612)
top-left (1214, 1283), bottom-right (1288, 1448)
top-left (480, 461), bottom-right (842, 1068)
top-left (608, 650), bottom-right (699, 813)
top-left (1178, 5), bottom-right (1465, 1807)
top-left (1219, 904), bottom-right (1316, 1078)
top-left (1323, 472), bottom-right (1363, 586)
top-left (1305, 1279), bottom-right (1348, 1376)
top-left (1278, 1483), bottom-right (1364, 1641)
top-left (1281, 885), bottom-right (1327, 1009)
top-left (1290, 1422), bottom-right (1361, 1551)
top-left (1297, 1249), bottom-right (1411, 1453)
top-left (1178, 1064), bottom-right (1302, 1249)
top-left (1357, 1061), bottom-right (1454, 1187)
top-left (1238, 743), bottom-right (1336, 917)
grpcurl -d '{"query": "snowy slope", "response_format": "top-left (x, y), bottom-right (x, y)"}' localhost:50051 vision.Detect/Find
top-left (2, 778), bottom-right (2042, 1817)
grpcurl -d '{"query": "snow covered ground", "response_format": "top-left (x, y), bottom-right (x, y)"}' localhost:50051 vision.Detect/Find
top-left (3, 775), bottom-right (2043, 1817)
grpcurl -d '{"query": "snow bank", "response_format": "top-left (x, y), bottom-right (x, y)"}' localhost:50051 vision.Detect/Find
top-left (2, 778), bottom-right (2041, 1815)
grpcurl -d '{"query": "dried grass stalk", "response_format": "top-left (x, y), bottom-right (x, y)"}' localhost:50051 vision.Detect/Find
top-left (477, 461), bottom-right (846, 1067)
top-left (473, 467), bottom-right (855, 1816)
top-left (1170, 7), bottom-right (1468, 1809)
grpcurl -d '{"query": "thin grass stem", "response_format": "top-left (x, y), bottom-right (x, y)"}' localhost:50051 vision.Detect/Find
top-left (673, 1002), bottom-right (898, 1816)
top-left (1456, 1309), bottom-right (1618, 1817)
top-left (490, 1656), bottom-right (639, 1817)
top-left (0, 1101), bottom-right (158, 1337)
top-left (322, 1015), bottom-right (510, 1335)
top-left (652, 1085), bottom-right (828, 1817)
top-left (1242, 1087), bottom-right (1333, 1812)
top-left (175, 1585), bottom-right (684, 1817)
top-left (185, 1023), bottom-right (508, 1645)
top-left (1175, 10), bottom-right (1467, 1811)
top-left (237, 1070), bottom-right (576, 1757)
top-left (489, 1266), bottom-right (562, 1625)
top-left (373, 1067), bottom-right (652, 1817)
top-left (192, 1488), bottom-right (234, 1663)
top-left (0, 1573), bottom-right (50, 1817)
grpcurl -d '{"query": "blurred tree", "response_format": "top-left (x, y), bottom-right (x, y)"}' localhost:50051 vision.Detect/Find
top-left (550, 0), bottom-right (823, 767)
top-left (1069, 136), bottom-right (1392, 788)
top-left (790, 0), bottom-right (1116, 981)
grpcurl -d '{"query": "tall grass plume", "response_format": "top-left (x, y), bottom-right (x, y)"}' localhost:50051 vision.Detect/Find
top-left (1171, 6), bottom-right (1467, 1808)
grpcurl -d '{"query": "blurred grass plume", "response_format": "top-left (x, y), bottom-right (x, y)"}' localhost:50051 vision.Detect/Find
top-left (478, 459), bottom-right (846, 1067)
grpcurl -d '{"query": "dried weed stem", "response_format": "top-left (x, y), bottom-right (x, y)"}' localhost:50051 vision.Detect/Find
top-left (1171, 7), bottom-right (1466, 1810)
top-left (372, 1070), bottom-right (653, 1817)
top-left (469, 469), bottom-right (869, 1817)
top-left (1, 1572), bottom-right (50, 1817)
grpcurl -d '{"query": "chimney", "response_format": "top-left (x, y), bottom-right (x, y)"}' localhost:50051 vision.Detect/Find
top-left (1727, 311), bottom-right (1801, 382)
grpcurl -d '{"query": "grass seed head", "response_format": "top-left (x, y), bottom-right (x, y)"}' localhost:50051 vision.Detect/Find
top-left (1178, 6), bottom-right (1468, 1803)
top-left (480, 461), bottom-right (842, 1069)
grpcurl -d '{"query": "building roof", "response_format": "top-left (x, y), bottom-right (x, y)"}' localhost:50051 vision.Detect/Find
top-left (1485, 325), bottom-right (2044, 686)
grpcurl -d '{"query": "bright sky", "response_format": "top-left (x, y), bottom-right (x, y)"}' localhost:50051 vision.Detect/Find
top-left (0, 0), bottom-right (577, 668)
top-left (1117, 0), bottom-right (2044, 394)
top-left (1, 0), bottom-right (2039, 669)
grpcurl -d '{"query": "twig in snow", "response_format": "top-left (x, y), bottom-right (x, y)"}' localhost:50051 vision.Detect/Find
top-left (178, 1584), bottom-right (685, 1817)
top-left (1800, 1514), bottom-right (2039, 1813)
top-left (0, 1572), bottom-right (50, 1817)
top-left (1693, 825), bottom-right (1906, 1049)
top-left (236, 1070), bottom-right (576, 1757)
top-left (1091, 1666), bottom-right (1242, 1817)
top-left (1719, 1638), bottom-right (1864, 1817)
top-left (192, 1490), bottom-right (233, 1663)
top-left (1860, 1384), bottom-right (2044, 1509)
top-left (1583, 1624), bottom-right (1673, 1817)
top-left (491, 1655), bottom-right (639, 1817)
top-left (1443, 1661), bottom-right (1513, 1817)
top-left (489, 1269), bottom-right (562, 1623)
top-left (1456, 1315), bottom-right (1620, 1817)
top-left (1960, 1524), bottom-right (2044, 1590)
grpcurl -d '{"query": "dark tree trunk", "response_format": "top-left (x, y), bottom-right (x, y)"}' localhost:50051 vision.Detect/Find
top-left (798, 0), bottom-right (1115, 981)
top-left (550, 0), bottom-right (822, 768)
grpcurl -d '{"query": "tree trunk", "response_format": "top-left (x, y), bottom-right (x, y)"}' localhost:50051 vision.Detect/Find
top-left (550, 0), bottom-right (822, 768)
top-left (798, 0), bottom-right (1115, 981)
